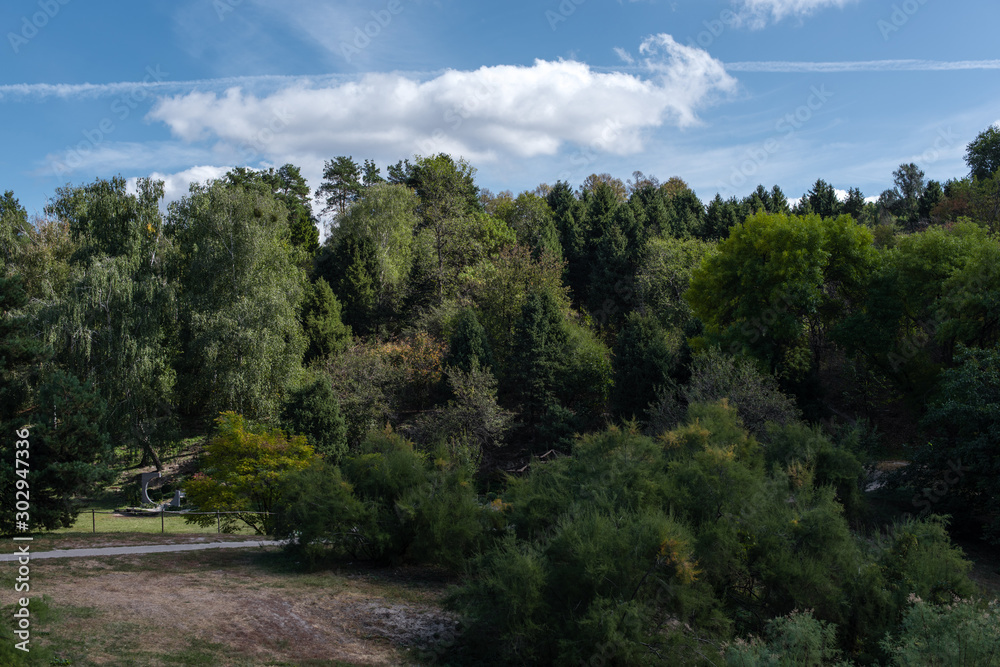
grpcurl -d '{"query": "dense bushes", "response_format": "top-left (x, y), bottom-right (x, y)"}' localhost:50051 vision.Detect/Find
top-left (444, 401), bottom-right (985, 666)
top-left (273, 428), bottom-right (485, 568)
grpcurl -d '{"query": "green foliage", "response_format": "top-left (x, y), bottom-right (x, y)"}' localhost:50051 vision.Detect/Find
top-left (805, 178), bottom-right (843, 219)
top-left (560, 319), bottom-right (614, 429)
top-left (271, 461), bottom-right (373, 565)
top-left (914, 346), bottom-right (1000, 542)
top-left (844, 515), bottom-right (978, 660)
top-left (302, 277), bottom-right (351, 363)
top-left (411, 363), bottom-right (512, 461)
top-left (463, 243), bottom-right (568, 367)
top-left (184, 412), bottom-right (318, 534)
top-left (453, 509), bottom-right (717, 666)
top-left (265, 163), bottom-right (319, 252)
top-left (882, 597), bottom-right (1000, 666)
top-left (324, 233), bottom-right (379, 334)
top-left (0, 274), bottom-right (45, 434)
top-left (334, 429), bottom-right (484, 567)
top-left (44, 177), bottom-right (177, 468)
top-left (0, 370), bottom-right (113, 534)
top-left (966, 124), bottom-right (1000, 181)
top-left (507, 290), bottom-right (571, 425)
top-left (648, 348), bottom-right (799, 438)
top-left (725, 610), bottom-right (847, 667)
top-left (332, 182), bottom-right (419, 292)
top-left (322, 342), bottom-right (406, 447)
top-left (0, 190), bottom-right (29, 268)
top-left (837, 223), bottom-right (992, 398)
top-left (503, 289), bottom-right (611, 441)
top-left (281, 375), bottom-right (348, 463)
top-left (765, 421), bottom-right (866, 522)
top-left (612, 312), bottom-right (682, 419)
top-left (687, 211), bottom-right (876, 381)
top-left (316, 155), bottom-right (362, 217)
top-left (170, 179), bottom-right (306, 420)
top-left (446, 308), bottom-right (494, 373)
top-left (637, 235), bottom-right (715, 331)
top-left (491, 191), bottom-right (562, 260)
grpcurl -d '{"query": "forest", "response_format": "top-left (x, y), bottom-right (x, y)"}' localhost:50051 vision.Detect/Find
top-left (2, 124), bottom-right (1000, 665)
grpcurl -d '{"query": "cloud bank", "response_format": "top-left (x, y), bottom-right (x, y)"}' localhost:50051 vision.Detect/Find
top-left (146, 34), bottom-right (737, 165)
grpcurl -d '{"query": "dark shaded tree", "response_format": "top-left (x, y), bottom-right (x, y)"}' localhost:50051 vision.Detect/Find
top-left (302, 277), bottom-right (351, 363)
top-left (282, 375), bottom-right (348, 463)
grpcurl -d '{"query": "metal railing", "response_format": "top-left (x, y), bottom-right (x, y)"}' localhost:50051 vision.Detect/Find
top-left (81, 509), bottom-right (273, 534)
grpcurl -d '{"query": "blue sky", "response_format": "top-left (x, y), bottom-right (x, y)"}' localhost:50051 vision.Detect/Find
top-left (2, 0), bottom-right (999, 221)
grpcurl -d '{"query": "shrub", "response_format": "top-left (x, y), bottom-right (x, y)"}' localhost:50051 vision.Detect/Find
top-left (337, 428), bottom-right (484, 567)
top-left (184, 412), bottom-right (318, 534)
top-left (281, 375), bottom-right (348, 463)
top-left (648, 348), bottom-right (799, 439)
top-left (272, 461), bottom-right (372, 564)
top-left (881, 597), bottom-right (1000, 666)
top-left (725, 610), bottom-right (846, 667)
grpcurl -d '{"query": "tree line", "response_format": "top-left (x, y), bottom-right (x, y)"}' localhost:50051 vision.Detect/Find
top-left (2, 126), bottom-right (1000, 664)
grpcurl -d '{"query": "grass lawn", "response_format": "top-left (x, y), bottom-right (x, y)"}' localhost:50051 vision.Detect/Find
top-left (0, 546), bottom-right (459, 666)
top-left (52, 509), bottom-right (261, 537)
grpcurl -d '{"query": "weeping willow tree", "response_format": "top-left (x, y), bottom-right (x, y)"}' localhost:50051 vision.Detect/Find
top-left (44, 177), bottom-right (177, 470)
top-left (168, 175), bottom-right (306, 421)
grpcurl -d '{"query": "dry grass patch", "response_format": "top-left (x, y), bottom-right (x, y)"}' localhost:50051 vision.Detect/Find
top-left (1, 547), bottom-right (458, 666)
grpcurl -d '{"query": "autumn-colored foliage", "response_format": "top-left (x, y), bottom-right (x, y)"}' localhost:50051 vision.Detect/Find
top-left (184, 411), bottom-right (318, 534)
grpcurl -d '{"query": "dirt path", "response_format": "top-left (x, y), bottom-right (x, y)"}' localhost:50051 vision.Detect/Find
top-left (0, 540), bottom-right (280, 561)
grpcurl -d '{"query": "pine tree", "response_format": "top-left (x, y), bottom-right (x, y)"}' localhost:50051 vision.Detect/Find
top-left (282, 376), bottom-right (348, 463)
top-left (447, 308), bottom-right (494, 373)
top-left (302, 278), bottom-right (351, 363)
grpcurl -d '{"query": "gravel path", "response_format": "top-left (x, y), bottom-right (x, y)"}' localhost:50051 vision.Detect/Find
top-left (0, 540), bottom-right (281, 561)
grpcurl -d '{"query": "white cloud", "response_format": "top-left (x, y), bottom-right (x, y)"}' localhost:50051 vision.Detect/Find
top-left (36, 142), bottom-right (211, 179)
top-left (614, 47), bottom-right (635, 65)
top-left (127, 165), bottom-right (234, 205)
top-left (734, 0), bottom-right (857, 27)
top-left (146, 35), bottom-right (737, 166)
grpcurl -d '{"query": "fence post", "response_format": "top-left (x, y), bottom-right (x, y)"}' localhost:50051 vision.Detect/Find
top-left (216, 510), bottom-right (221, 534)
top-left (161, 508), bottom-right (165, 534)
top-left (92, 509), bottom-right (95, 533)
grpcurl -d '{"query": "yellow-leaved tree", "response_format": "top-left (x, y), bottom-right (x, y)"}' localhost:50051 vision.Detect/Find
top-left (184, 412), bottom-right (318, 535)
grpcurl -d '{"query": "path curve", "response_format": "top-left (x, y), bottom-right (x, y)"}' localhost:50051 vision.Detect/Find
top-left (0, 540), bottom-right (282, 561)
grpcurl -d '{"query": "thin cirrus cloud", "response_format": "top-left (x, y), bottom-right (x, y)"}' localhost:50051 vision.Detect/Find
top-left (145, 34), bottom-right (738, 166)
top-left (727, 59), bottom-right (1000, 73)
top-left (734, 0), bottom-right (858, 26)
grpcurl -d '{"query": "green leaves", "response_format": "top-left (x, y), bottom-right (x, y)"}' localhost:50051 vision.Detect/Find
top-left (184, 412), bottom-right (318, 534)
top-left (687, 211), bottom-right (875, 380)
top-left (966, 124), bottom-right (1000, 181)
top-left (171, 179), bottom-right (306, 420)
